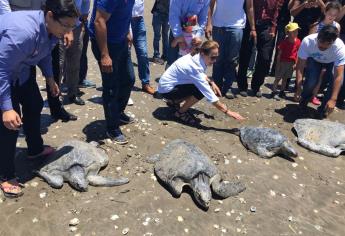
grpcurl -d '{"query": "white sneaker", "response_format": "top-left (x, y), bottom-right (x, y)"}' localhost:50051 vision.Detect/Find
top-left (127, 98), bottom-right (134, 106)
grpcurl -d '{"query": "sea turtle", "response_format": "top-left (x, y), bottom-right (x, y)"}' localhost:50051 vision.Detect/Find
top-left (234, 127), bottom-right (298, 158)
top-left (38, 140), bottom-right (129, 191)
top-left (147, 139), bottom-right (246, 209)
top-left (294, 119), bottom-right (345, 157)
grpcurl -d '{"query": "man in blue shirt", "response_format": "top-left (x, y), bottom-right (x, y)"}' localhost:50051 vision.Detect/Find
top-left (166, 0), bottom-right (210, 67)
top-left (89, 0), bottom-right (135, 145)
top-left (0, 0), bottom-right (79, 198)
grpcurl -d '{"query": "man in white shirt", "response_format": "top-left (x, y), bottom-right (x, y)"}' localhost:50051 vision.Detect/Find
top-left (131, 0), bottom-right (155, 95)
top-left (295, 25), bottom-right (345, 117)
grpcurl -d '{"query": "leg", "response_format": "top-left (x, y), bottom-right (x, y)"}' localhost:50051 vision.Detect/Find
top-left (211, 27), bottom-right (226, 92)
top-left (237, 24), bottom-right (253, 92)
top-left (65, 25), bottom-right (84, 102)
top-left (87, 175), bottom-right (129, 187)
top-left (19, 69), bottom-right (44, 156)
top-left (132, 17), bottom-right (151, 86)
top-left (161, 14), bottom-right (170, 60)
top-left (223, 28), bottom-right (243, 94)
top-left (39, 171), bottom-right (64, 188)
top-left (79, 23), bottom-right (89, 84)
top-left (251, 25), bottom-right (275, 93)
top-left (211, 174), bottom-right (246, 198)
top-left (300, 58), bottom-right (323, 105)
top-left (319, 63), bottom-right (335, 113)
top-left (152, 12), bottom-right (162, 59)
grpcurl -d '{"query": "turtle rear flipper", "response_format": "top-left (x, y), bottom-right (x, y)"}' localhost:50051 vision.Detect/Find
top-left (87, 175), bottom-right (129, 187)
top-left (211, 175), bottom-right (246, 198)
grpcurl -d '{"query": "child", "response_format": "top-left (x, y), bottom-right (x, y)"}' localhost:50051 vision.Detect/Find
top-left (271, 22), bottom-right (301, 100)
top-left (171, 15), bottom-right (201, 56)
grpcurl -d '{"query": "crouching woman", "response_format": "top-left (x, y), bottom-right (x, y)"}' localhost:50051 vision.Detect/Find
top-left (158, 40), bottom-right (244, 126)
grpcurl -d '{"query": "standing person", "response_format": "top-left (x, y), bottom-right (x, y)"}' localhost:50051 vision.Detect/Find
top-left (0, 0), bottom-right (77, 121)
top-left (158, 40), bottom-right (245, 126)
top-left (237, 0), bottom-right (284, 97)
top-left (0, 0), bottom-right (78, 198)
top-left (336, 0), bottom-right (345, 109)
top-left (60, 0), bottom-right (90, 106)
top-left (130, 0), bottom-right (155, 95)
top-left (295, 25), bottom-right (345, 118)
top-left (270, 22), bottom-right (301, 100)
top-left (89, 0), bottom-right (135, 145)
top-left (290, 0), bottom-right (326, 40)
top-left (166, 0), bottom-right (210, 67)
top-left (151, 0), bottom-right (170, 65)
top-left (205, 0), bottom-right (255, 99)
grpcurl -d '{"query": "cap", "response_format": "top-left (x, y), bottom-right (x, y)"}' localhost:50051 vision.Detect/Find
top-left (285, 22), bottom-right (300, 32)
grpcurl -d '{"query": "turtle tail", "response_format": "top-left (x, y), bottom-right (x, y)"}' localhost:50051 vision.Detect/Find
top-left (87, 175), bottom-right (129, 187)
top-left (228, 128), bottom-right (240, 136)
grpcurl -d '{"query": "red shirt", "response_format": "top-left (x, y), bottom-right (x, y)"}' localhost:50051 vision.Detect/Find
top-left (278, 38), bottom-right (301, 62)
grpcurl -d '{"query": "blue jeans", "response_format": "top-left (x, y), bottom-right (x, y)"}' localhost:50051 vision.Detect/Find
top-left (91, 39), bottom-right (135, 132)
top-left (212, 27), bottom-right (243, 93)
top-left (131, 16), bottom-right (150, 85)
top-left (301, 58), bottom-right (334, 112)
top-left (152, 12), bottom-right (169, 59)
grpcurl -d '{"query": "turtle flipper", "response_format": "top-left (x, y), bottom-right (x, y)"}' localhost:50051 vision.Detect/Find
top-left (146, 154), bottom-right (161, 164)
top-left (211, 175), bottom-right (246, 198)
top-left (257, 146), bottom-right (275, 158)
top-left (298, 138), bottom-right (341, 157)
top-left (39, 171), bottom-right (64, 189)
top-left (87, 175), bottom-right (129, 187)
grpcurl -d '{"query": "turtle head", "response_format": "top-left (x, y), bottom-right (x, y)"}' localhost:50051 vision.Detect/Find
top-left (69, 165), bottom-right (88, 191)
top-left (281, 141), bottom-right (298, 158)
top-left (191, 173), bottom-right (212, 209)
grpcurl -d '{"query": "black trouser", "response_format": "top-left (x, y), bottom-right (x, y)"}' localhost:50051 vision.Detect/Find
top-left (47, 44), bottom-right (64, 115)
top-left (238, 22), bottom-right (276, 92)
top-left (0, 68), bottom-right (44, 180)
top-left (161, 84), bottom-right (204, 101)
top-left (79, 22), bottom-right (89, 84)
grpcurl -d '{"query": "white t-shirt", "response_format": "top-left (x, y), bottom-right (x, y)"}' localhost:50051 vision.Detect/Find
top-left (212, 0), bottom-right (246, 28)
top-left (132, 0), bottom-right (144, 17)
top-left (298, 33), bottom-right (345, 66)
top-left (0, 0), bottom-right (11, 15)
top-left (158, 54), bottom-right (219, 103)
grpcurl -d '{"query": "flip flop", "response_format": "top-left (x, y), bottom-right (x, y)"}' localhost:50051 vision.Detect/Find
top-left (0, 180), bottom-right (24, 198)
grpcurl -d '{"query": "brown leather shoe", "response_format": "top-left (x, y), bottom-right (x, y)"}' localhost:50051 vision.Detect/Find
top-left (142, 84), bottom-right (155, 95)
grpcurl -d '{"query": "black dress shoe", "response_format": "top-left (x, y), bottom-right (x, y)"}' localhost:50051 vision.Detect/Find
top-left (51, 108), bottom-right (77, 122)
top-left (69, 96), bottom-right (85, 106)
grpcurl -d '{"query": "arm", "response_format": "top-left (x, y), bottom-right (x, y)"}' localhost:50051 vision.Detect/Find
top-left (294, 57), bottom-right (307, 101)
top-left (212, 101), bottom-right (245, 120)
top-left (169, 0), bottom-right (184, 38)
top-left (325, 65), bottom-right (344, 115)
top-left (309, 22), bottom-right (318, 35)
top-left (94, 9), bottom-right (112, 73)
top-left (37, 55), bottom-right (59, 97)
top-left (246, 0), bottom-right (257, 42)
top-left (288, 0), bottom-right (296, 10)
top-left (0, 0), bottom-right (11, 15)
top-left (196, 0), bottom-right (210, 37)
top-left (205, 0), bottom-right (216, 39)
top-left (290, 0), bottom-right (306, 17)
top-left (269, 0), bottom-right (285, 35)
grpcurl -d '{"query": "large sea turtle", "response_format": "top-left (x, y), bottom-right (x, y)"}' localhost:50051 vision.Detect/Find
top-left (234, 127), bottom-right (298, 158)
top-left (147, 139), bottom-right (246, 209)
top-left (294, 119), bottom-right (345, 157)
top-left (38, 140), bottom-right (129, 191)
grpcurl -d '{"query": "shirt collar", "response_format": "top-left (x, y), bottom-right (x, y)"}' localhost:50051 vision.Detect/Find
top-left (39, 11), bottom-right (58, 44)
top-left (192, 53), bottom-right (207, 71)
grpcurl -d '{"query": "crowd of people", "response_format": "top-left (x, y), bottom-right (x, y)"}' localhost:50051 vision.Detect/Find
top-left (0, 0), bottom-right (344, 197)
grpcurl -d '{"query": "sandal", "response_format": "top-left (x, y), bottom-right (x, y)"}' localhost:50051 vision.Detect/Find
top-left (27, 146), bottom-right (55, 160)
top-left (166, 99), bottom-right (181, 111)
top-left (0, 179), bottom-right (24, 198)
top-left (175, 110), bottom-right (201, 126)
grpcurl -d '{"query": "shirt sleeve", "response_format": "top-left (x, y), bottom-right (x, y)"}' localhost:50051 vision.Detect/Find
top-left (190, 71), bottom-right (219, 103)
top-left (0, 34), bottom-right (32, 111)
top-left (335, 48), bottom-right (345, 66)
top-left (297, 38), bottom-right (309, 60)
top-left (96, 0), bottom-right (117, 14)
top-left (37, 54), bottom-right (54, 78)
top-left (81, 0), bottom-right (90, 16)
top-left (195, 0), bottom-right (210, 37)
top-left (0, 0), bottom-right (11, 15)
top-left (169, 0), bottom-right (184, 37)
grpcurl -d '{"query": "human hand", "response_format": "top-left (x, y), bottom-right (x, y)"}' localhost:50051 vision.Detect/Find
top-left (324, 99), bottom-right (336, 116)
top-left (101, 54), bottom-right (113, 73)
top-left (47, 78), bottom-right (60, 97)
top-left (64, 31), bottom-right (74, 48)
top-left (210, 81), bottom-right (222, 97)
top-left (205, 24), bottom-right (212, 39)
top-left (192, 37), bottom-right (202, 48)
top-left (171, 36), bottom-right (185, 48)
top-left (227, 110), bottom-right (245, 121)
top-left (127, 32), bottom-right (133, 47)
top-left (2, 110), bottom-right (22, 130)
top-left (250, 30), bottom-right (257, 44)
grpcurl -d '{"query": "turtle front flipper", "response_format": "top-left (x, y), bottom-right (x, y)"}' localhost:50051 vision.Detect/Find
top-left (39, 171), bottom-right (64, 189)
top-left (211, 175), bottom-right (246, 198)
top-left (257, 146), bottom-right (275, 158)
top-left (298, 138), bottom-right (342, 157)
top-left (87, 175), bottom-right (129, 187)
